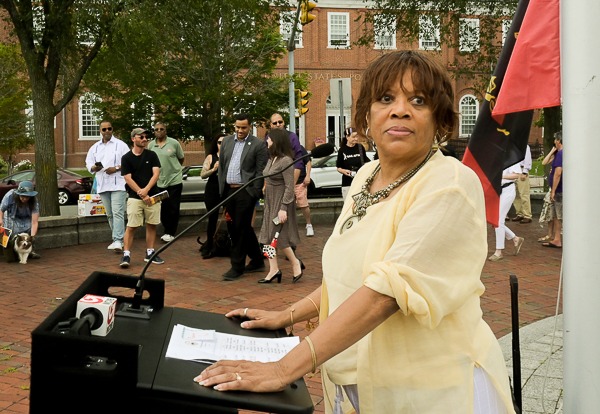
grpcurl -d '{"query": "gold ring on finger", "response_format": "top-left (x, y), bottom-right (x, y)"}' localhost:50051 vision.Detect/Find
top-left (244, 308), bottom-right (248, 317)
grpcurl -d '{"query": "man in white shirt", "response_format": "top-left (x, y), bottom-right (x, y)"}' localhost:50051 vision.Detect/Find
top-left (85, 120), bottom-right (130, 252)
top-left (512, 144), bottom-right (533, 224)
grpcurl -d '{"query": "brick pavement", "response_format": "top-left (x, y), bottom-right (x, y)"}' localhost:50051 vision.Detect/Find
top-left (0, 216), bottom-right (562, 413)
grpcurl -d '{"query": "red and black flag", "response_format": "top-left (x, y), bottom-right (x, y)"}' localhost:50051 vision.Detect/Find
top-left (462, 0), bottom-right (533, 227)
top-left (463, 0), bottom-right (561, 227)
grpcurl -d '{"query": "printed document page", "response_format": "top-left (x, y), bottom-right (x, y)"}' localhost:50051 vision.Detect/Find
top-left (166, 324), bottom-right (300, 363)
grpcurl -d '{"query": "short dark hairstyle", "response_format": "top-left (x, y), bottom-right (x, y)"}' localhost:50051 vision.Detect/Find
top-left (554, 131), bottom-right (562, 143)
top-left (209, 133), bottom-right (226, 155)
top-left (355, 50), bottom-right (458, 144)
top-left (235, 113), bottom-right (252, 125)
top-left (268, 129), bottom-right (294, 159)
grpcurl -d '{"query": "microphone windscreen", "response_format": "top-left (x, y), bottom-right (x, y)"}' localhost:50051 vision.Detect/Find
top-left (310, 143), bottom-right (335, 159)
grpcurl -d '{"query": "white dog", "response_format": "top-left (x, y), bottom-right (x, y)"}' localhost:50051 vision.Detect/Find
top-left (13, 233), bottom-right (33, 264)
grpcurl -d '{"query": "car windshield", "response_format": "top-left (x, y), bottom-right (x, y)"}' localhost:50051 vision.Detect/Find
top-left (312, 155), bottom-right (334, 168)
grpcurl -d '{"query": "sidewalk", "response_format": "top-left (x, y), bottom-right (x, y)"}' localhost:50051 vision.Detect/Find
top-left (0, 216), bottom-right (562, 413)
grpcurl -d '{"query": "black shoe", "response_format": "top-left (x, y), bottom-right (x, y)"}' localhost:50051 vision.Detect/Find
top-left (29, 252), bottom-right (41, 260)
top-left (244, 261), bottom-right (266, 273)
top-left (258, 271), bottom-right (282, 284)
top-left (293, 260), bottom-right (304, 283)
top-left (120, 255), bottom-right (130, 268)
top-left (222, 268), bottom-right (243, 281)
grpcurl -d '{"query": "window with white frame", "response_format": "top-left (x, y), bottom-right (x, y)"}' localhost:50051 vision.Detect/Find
top-left (280, 11), bottom-right (302, 47)
top-left (459, 18), bottom-right (480, 52)
top-left (328, 12), bottom-right (349, 48)
top-left (459, 95), bottom-right (479, 137)
top-left (419, 15), bottom-right (440, 51)
top-left (79, 93), bottom-right (102, 140)
top-left (374, 14), bottom-right (396, 49)
top-left (502, 19), bottom-right (511, 46)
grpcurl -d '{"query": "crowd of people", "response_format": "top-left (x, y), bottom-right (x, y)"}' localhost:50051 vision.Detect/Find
top-left (0, 47), bottom-right (565, 413)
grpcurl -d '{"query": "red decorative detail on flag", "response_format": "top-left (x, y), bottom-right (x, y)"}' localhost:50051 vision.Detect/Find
top-left (493, 0), bottom-right (561, 118)
top-left (463, 149), bottom-right (500, 227)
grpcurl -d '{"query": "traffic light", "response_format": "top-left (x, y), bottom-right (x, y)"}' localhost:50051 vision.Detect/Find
top-left (297, 90), bottom-right (309, 116)
top-left (300, 1), bottom-right (316, 26)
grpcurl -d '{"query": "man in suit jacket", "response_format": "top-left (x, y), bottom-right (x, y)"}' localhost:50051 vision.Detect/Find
top-left (218, 113), bottom-right (268, 280)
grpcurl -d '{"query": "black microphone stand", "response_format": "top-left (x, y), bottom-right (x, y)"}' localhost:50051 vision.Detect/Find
top-left (117, 145), bottom-right (334, 319)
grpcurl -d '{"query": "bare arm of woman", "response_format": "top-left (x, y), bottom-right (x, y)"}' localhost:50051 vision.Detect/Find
top-left (200, 155), bottom-right (214, 179)
top-left (31, 212), bottom-right (39, 237)
top-left (195, 285), bottom-right (398, 392)
top-left (225, 286), bottom-right (323, 331)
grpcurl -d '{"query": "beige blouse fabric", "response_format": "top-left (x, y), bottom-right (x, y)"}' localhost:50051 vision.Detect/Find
top-left (319, 150), bottom-right (515, 414)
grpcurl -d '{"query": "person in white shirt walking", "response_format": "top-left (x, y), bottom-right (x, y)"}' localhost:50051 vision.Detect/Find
top-left (85, 121), bottom-right (130, 253)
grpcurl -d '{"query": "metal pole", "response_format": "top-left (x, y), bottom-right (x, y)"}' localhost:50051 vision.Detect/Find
top-left (339, 80), bottom-right (344, 147)
top-left (509, 275), bottom-right (522, 413)
top-left (287, 2), bottom-right (303, 137)
top-left (289, 50), bottom-right (295, 135)
top-left (563, 0), bottom-right (600, 412)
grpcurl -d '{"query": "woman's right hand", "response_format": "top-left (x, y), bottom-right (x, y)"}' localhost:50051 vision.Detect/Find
top-left (213, 160), bottom-right (219, 170)
top-left (226, 308), bottom-right (287, 331)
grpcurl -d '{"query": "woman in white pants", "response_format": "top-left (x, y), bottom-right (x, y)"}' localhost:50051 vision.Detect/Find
top-left (489, 164), bottom-right (525, 261)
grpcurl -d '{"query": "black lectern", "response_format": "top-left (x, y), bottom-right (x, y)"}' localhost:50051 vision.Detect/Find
top-left (30, 272), bottom-right (314, 414)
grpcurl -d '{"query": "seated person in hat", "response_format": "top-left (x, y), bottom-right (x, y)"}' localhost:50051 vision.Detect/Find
top-left (0, 181), bottom-right (41, 259)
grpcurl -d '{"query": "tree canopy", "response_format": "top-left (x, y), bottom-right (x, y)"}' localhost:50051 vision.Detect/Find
top-left (0, 0), bottom-right (132, 215)
top-left (0, 42), bottom-right (31, 171)
top-left (84, 0), bottom-right (305, 151)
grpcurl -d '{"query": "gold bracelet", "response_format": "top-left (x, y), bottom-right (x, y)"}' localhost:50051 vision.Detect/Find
top-left (305, 296), bottom-right (320, 314)
top-left (305, 336), bottom-right (317, 373)
top-left (304, 297), bottom-right (320, 331)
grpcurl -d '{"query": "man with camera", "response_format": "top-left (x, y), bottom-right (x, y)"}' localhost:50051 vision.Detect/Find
top-left (85, 120), bottom-right (130, 253)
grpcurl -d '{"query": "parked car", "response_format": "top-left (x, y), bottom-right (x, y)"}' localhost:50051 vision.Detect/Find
top-left (181, 165), bottom-right (207, 201)
top-left (308, 151), bottom-right (376, 195)
top-left (0, 168), bottom-right (93, 205)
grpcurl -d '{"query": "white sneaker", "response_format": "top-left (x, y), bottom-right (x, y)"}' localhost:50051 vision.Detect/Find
top-left (306, 224), bottom-right (314, 237)
top-left (161, 234), bottom-right (175, 243)
top-left (107, 241), bottom-right (123, 252)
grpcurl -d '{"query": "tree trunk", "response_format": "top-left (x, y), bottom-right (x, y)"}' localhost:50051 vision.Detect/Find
top-left (31, 80), bottom-right (60, 217)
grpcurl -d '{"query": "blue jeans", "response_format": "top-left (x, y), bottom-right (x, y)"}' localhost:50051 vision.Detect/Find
top-left (99, 190), bottom-right (127, 243)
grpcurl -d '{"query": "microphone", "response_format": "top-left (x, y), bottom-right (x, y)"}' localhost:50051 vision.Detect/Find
top-left (116, 143), bottom-right (335, 319)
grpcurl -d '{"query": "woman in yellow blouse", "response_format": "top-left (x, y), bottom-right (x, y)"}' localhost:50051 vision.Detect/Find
top-left (195, 51), bottom-right (515, 414)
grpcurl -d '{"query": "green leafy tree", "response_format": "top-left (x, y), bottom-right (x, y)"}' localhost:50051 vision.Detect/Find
top-left (0, 0), bottom-right (131, 215)
top-left (0, 42), bottom-right (31, 172)
top-left (85, 0), bottom-right (304, 153)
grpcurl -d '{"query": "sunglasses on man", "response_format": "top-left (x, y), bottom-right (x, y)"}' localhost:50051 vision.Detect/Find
top-left (154, 128), bottom-right (165, 131)
top-left (272, 120), bottom-right (284, 125)
top-left (101, 127), bottom-right (113, 132)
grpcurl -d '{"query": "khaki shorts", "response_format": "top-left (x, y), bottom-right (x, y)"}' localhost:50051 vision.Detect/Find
top-left (126, 198), bottom-right (161, 227)
top-left (294, 183), bottom-right (309, 208)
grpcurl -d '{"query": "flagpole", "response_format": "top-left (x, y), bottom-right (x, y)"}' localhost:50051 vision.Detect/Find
top-left (562, 0), bottom-right (600, 411)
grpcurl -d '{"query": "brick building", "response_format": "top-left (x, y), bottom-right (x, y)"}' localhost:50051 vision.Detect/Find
top-left (8, 0), bottom-right (542, 169)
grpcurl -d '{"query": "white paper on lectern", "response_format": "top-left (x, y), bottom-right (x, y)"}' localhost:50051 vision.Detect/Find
top-left (165, 324), bottom-right (300, 363)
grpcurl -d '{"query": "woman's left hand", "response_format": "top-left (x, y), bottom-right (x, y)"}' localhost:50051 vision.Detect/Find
top-left (278, 210), bottom-right (287, 223)
top-left (194, 360), bottom-right (288, 392)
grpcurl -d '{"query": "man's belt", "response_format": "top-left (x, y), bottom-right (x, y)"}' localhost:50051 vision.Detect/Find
top-left (501, 182), bottom-right (514, 188)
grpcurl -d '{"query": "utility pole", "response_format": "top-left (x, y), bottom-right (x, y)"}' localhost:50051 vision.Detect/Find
top-left (287, 1), bottom-right (316, 142)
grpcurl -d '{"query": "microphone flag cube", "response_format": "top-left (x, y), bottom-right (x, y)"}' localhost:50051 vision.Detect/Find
top-left (76, 294), bottom-right (117, 337)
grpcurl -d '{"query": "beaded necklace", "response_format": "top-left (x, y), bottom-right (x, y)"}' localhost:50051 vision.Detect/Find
top-left (340, 148), bottom-right (436, 234)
